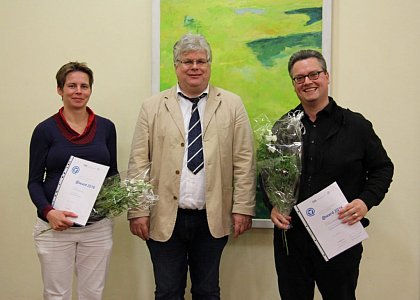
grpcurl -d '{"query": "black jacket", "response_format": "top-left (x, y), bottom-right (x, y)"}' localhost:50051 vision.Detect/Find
top-left (261, 98), bottom-right (394, 227)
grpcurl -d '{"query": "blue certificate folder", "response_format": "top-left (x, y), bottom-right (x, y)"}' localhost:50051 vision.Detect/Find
top-left (294, 182), bottom-right (368, 261)
top-left (52, 156), bottom-right (109, 226)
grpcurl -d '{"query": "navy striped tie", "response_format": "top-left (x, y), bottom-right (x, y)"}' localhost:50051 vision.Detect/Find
top-left (179, 92), bottom-right (207, 174)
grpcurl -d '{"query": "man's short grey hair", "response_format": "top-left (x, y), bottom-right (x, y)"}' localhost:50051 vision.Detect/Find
top-left (173, 33), bottom-right (212, 64)
top-left (288, 49), bottom-right (327, 77)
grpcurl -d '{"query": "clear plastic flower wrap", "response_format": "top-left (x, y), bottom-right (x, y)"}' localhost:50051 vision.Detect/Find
top-left (91, 165), bottom-right (158, 219)
top-left (255, 111), bottom-right (304, 216)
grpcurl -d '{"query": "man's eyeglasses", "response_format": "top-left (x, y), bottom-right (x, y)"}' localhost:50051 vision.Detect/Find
top-left (292, 70), bottom-right (325, 84)
top-left (177, 59), bottom-right (209, 67)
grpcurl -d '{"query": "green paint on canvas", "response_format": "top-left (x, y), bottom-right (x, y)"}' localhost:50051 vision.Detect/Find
top-left (285, 7), bottom-right (322, 26)
top-left (247, 32), bottom-right (322, 67)
top-left (160, 0), bottom-right (325, 219)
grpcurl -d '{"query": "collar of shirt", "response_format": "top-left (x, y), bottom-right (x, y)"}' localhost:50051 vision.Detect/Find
top-left (176, 84), bottom-right (209, 102)
top-left (302, 97), bottom-right (335, 124)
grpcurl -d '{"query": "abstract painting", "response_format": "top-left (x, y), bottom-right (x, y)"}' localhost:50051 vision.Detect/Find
top-left (152, 0), bottom-right (332, 227)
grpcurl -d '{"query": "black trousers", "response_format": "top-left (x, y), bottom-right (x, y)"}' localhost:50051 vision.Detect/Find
top-left (146, 209), bottom-right (228, 300)
top-left (274, 226), bottom-right (363, 300)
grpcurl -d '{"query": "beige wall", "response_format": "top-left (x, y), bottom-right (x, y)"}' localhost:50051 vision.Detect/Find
top-left (0, 1), bottom-right (418, 299)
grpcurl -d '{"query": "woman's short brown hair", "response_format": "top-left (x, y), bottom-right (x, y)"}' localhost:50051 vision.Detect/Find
top-left (56, 62), bottom-right (94, 89)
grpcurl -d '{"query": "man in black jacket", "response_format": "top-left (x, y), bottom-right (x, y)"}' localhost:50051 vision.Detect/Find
top-left (266, 49), bottom-right (394, 300)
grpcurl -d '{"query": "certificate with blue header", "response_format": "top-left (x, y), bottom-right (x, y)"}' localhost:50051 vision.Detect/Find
top-left (52, 156), bottom-right (109, 226)
top-left (294, 182), bottom-right (368, 261)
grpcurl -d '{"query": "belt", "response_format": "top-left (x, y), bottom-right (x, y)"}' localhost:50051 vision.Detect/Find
top-left (177, 208), bottom-right (206, 215)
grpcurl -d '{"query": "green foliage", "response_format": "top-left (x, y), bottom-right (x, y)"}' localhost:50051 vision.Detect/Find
top-left (254, 112), bottom-right (303, 215)
top-left (258, 153), bottom-right (300, 215)
top-left (93, 174), bottom-right (158, 218)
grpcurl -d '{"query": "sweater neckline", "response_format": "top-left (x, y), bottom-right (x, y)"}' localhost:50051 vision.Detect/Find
top-left (53, 107), bottom-right (97, 144)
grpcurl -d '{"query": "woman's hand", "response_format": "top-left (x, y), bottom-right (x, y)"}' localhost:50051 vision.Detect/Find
top-left (46, 209), bottom-right (77, 231)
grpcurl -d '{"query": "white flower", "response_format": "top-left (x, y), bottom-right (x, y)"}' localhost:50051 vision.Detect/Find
top-left (265, 134), bottom-right (277, 142)
top-left (267, 145), bottom-right (277, 153)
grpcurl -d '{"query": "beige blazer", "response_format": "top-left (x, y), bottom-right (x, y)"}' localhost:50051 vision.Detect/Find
top-left (127, 85), bottom-right (256, 241)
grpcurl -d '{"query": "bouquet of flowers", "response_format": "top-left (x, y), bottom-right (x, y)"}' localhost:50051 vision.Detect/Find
top-left (255, 111), bottom-right (304, 216)
top-left (37, 166), bottom-right (158, 235)
top-left (90, 167), bottom-right (158, 219)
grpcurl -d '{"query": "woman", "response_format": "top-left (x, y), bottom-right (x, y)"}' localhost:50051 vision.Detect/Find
top-left (28, 62), bottom-right (118, 300)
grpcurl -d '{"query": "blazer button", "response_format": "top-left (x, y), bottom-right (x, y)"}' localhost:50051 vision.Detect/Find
top-left (175, 170), bottom-right (180, 174)
top-left (181, 142), bottom-right (185, 147)
top-left (173, 196), bottom-right (178, 200)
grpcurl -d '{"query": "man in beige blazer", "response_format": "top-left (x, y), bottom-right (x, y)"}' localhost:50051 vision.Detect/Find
top-left (128, 33), bottom-right (256, 299)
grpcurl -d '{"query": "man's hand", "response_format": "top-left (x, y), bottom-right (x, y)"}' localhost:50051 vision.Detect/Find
top-left (271, 207), bottom-right (292, 230)
top-left (232, 213), bottom-right (252, 238)
top-left (46, 209), bottom-right (77, 231)
top-left (129, 217), bottom-right (150, 240)
top-left (338, 198), bottom-right (368, 225)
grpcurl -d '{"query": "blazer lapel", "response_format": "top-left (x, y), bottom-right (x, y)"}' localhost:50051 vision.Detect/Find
top-left (163, 88), bottom-right (185, 139)
top-left (203, 86), bottom-right (221, 135)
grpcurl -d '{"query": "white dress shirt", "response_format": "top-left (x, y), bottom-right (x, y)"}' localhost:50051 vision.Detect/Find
top-left (176, 84), bottom-right (209, 210)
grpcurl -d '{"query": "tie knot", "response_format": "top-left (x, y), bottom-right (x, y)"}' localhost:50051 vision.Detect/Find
top-left (178, 92), bottom-right (207, 103)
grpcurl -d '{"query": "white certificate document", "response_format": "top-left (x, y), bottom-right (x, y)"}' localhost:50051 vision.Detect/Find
top-left (52, 156), bottom-right (109, 226)
top-left (294, 182), bottom-right (368, 261)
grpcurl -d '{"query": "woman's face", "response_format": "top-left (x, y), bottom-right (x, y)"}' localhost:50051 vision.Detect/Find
top-left (57, 71), bottom-right (92, 110)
